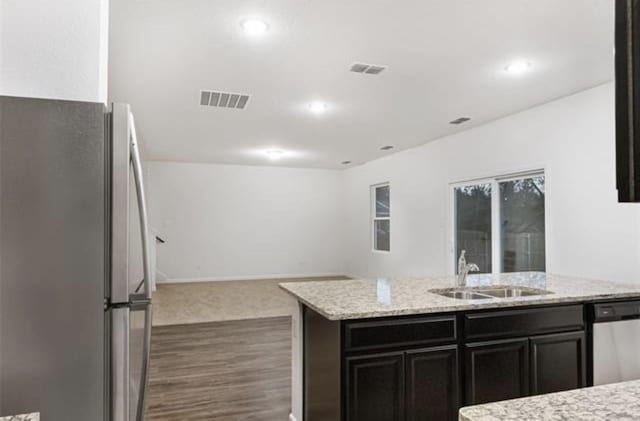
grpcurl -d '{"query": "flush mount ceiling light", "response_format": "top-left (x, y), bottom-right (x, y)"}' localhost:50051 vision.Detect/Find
top-left (240, 18), bottom-right (269, 36)
top-left (308, 102), bottom-right (329, 115)
top-left (504, 60), bottom-right (532, 75)
top-left (265, 149), bottom-right (285, 160)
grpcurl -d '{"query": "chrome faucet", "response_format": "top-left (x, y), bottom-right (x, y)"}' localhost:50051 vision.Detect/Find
top-left (457, 250), bottom-right (479, 288)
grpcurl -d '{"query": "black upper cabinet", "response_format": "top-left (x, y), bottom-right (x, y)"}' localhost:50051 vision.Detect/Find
top-left (616, 0), bottom-right (640, 202)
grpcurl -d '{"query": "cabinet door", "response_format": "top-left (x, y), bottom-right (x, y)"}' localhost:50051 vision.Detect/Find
top-left (405, 346), bottom-right (459, 421)
top-left (346, 352), bottom-right (404, 421)
top-left (530, 331), bottom-right (586, 395)
top-left (465, 338), bottom-right (529, 405)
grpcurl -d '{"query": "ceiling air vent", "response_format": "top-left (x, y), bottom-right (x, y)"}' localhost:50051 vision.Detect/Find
top-left (350, 62), bottom-right (388, 75)
top-left (449, 117), bottom-right (471, 125)
top-left (200, 90), bottom-right (250, 110)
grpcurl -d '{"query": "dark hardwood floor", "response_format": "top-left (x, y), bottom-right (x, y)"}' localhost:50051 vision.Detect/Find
top-left (146, 317), bottom-right (292, 420)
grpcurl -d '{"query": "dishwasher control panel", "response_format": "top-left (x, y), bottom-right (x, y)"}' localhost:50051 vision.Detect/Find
top-left (593, 301), bottom-right (640, 322)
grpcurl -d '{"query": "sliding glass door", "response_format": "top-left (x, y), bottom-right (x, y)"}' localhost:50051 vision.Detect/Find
top-left (453, 172), bottom-right (545, 274)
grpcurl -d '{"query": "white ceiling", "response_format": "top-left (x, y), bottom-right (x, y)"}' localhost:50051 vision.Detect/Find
top-left (109, 0), bottom-right (614, 170)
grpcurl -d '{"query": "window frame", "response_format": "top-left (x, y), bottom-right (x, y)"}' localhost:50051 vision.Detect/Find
top-left (371, 182), bottom-right (391, 253)
top-left (448, 169), bottom-right (548, 274)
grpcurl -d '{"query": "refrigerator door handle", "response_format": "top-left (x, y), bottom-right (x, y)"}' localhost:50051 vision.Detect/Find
top-left (111, 302), bottom-right (152, 421)
top-left (132, 301), bottom-right (153, 421)
top-left (129, 112), bottom-right (152, 301)
top-left (111, 307), bottom-right (130, 421)
top-left (129, 112), bottom-right (153, 421)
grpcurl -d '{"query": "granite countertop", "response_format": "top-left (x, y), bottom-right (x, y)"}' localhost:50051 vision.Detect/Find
top-left (459, 380), bottom-right (640, 420)
top-left (279, 272), bottom-right (640, 320)
top-left (0, 414), bottom-right (39, 421)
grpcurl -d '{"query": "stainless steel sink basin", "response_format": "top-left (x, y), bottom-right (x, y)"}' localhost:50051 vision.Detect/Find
top-left (438, 290), bottom-right (493, 300)
top-left (476, 286), bottom-right (553, 298)
top-left (430, 285), bottom-right (553, 300)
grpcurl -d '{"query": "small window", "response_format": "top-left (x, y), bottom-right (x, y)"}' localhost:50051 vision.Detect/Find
top-left (372, 183), bottom-right (390, 252)
top-left (453, 172), bottom-right (545, 273)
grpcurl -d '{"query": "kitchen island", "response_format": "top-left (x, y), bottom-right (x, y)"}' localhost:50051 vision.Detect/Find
top-left (459, 379), bottom-right (640, 420)
top-left (280, 272), bottom-right (640, 421)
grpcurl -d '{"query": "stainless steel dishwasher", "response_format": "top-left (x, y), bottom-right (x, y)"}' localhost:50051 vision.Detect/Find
top-left (592, 301), bottom-right (640, 385)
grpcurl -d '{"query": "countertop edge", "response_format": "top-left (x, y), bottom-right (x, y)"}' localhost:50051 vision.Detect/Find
top-left (279, 281), bottom-right (640, 321)
top-left (279, 284), bottom-right (341, 320)
top-left (0, 413), bottom-right (40, 421)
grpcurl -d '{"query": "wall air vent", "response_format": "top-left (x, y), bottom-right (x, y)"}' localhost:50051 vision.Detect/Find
top-left (449, 117), bottom-right (471, 125)
top-left (350, 62), bottom-right (388, 75)
top-left (200, 90), bottom-right (250, 109)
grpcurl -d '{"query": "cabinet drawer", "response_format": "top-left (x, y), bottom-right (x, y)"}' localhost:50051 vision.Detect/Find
top-left (345, 316), bottom-right (457, 351)
top-left (464, 305), bottom-right (584, 341)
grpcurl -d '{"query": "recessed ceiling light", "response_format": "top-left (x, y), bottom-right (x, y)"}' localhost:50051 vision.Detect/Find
top-left (265, 149), bottom-right (284, 160)
top-left (341, 160), bottom-right (352, 165)
top-left (240, 18), bottom-right (269, 36)
top-left (504, 60), bottom-right (532, 75)
top-left (308, 102), bottom-right (329, 115)
top-left (380, 145), bottom-right (394, 151)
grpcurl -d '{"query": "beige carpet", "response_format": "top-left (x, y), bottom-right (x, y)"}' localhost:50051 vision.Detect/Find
top-left (151, 276), bottom-right (349, 326)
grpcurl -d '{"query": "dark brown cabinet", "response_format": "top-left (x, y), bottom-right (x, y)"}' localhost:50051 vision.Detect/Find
top-left (346, 353), bottom-right (405, 421)
top-left (464, 338), bottom-right (530, 405)
top-left (530, 331), bottom-right (586, 395)
top-left (405, 346), bottom-right (459, 421)
top-left (615, 0), bottom-right (640, 202)
top-left (345, 346), bottom-right (460, 421)
top-left (465, 331), bottom-right (587, 406)
top-left (304, 304), bottom-right (589, 421)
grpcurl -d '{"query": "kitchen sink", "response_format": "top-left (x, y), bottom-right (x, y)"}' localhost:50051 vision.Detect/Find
top-left (430, 285), bottom-right (553, 300)
top-left (437, 290), bottom-right (494, 300)
top-left (476, 286), bottom-right (553, 298)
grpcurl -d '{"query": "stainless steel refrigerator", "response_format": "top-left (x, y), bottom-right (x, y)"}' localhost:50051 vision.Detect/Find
top-left (0, 97), bottom-right (153, 421)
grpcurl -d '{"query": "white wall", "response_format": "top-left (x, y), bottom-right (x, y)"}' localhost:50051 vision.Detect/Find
top-left (0, 0), bottom-right (109, 103)
top-left (145, 84), bottom-right (639, 285)
top-left (343, 83), bottom-right (640, 284)
top-left (146, 162), bottom-right (345, 281)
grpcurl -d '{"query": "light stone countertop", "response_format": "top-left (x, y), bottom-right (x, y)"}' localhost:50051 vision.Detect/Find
top-left (458, 380), bottom-right (640, 420)
top-left (0, 414), bottom-right (39, 421)
top-left (279, 272), bottom-right (640, 320)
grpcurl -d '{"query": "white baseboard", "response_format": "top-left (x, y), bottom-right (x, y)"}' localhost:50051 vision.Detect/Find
top-left (155, 269), bottom-right (170, 282)
top-left (157, 272), bottom-right (347, 284)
